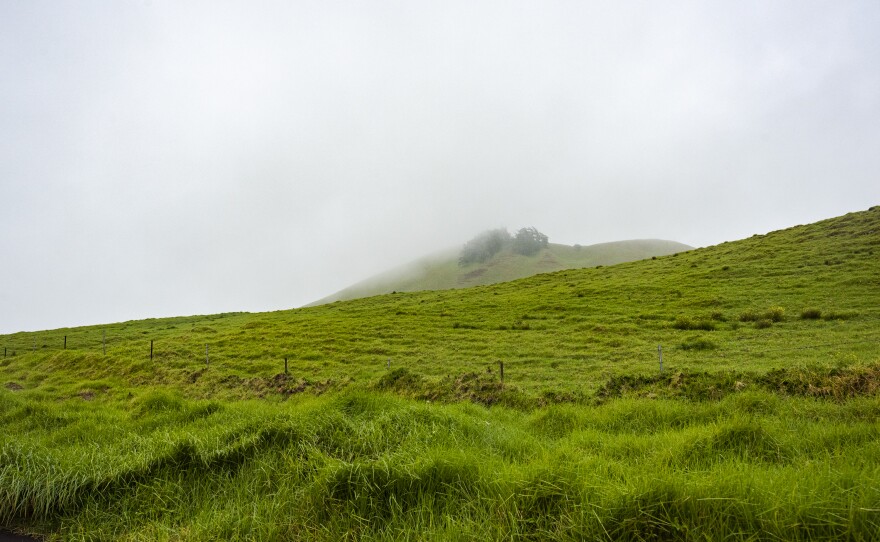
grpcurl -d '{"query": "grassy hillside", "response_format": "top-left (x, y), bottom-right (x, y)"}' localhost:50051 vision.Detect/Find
top-left (307, 238), bottom-right (692, 305)
top-left (1, 207), bottom-right (879, 540)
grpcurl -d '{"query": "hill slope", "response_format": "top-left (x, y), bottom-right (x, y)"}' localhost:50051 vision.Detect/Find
top-left (1, 207), bottom-right (879, 541)
top-left (308, 238), bottom-right (692, 305)
top-left (1, 208), bottom-right (877, 395)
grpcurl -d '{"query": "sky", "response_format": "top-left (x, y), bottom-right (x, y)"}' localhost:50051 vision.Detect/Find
top-left (1, 0), bottom-right (879, 334)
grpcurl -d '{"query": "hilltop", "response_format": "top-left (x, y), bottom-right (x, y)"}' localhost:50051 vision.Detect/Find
top-left (307, 237), bottom-right (692, 306)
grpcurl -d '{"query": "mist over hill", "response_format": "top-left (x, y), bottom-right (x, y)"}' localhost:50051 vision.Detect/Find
top-left (307, 237), bottom-right (692, 306)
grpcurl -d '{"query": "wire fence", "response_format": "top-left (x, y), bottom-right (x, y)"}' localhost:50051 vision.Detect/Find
top-left (2, 328), bottom-right (879, 380)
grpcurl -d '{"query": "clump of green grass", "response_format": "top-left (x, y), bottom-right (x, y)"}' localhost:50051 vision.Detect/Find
top-left (672, 317), bottom-right (716, 331)
top-left (739, 310), bottom-right (761, 322)
top-left (684, 417), bottom-right (790, 465)
top-left (709, 311), bottom-right (727, 322)
top-left (754, 318), bottom-right (773, 329)
top-left (801, 308), bottom-right (823, 319)
top-left (822, 310), bottom-right (858, 320)
top-left (765, 306), bottom-right (785, 322)
top-left (740, 306), bottom-right (785, 323)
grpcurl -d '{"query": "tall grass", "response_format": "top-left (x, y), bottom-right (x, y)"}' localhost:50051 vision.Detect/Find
top-left (2, 388), bottom-right (879, 540)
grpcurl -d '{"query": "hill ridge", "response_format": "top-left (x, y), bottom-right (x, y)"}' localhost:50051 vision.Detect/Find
top-left (306, 237), bottom-right (693, 306)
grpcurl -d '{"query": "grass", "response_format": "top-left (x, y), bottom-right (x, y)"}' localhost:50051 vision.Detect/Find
top-left (1, 206), bottom-right (879, 540)
top-left (1, 390), bottom-right (879, 540)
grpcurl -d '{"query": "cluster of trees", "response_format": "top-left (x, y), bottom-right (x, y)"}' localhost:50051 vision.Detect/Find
top-left (458, 227), bottom-right (549, 265)
top-left (458, 228), bottom-right (510, 265)
top-left (512, 226), bottom-right (549, 256)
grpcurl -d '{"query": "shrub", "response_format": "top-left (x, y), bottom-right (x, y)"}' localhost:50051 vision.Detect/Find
top-left (512, 227), bottom-right (549, 256)
top-left (754, 319), bottom-right (773, 329)
top-left (673, 317), bottom-right (717, 331)
top-left (765, 306), bottom-right (785, 322)
top-left (741, 307), bottom-right (784, 323)
top-left (459, 228), bottom-right (510, 265)
top-left (739, 310), bottom-right (760, 322)
top-left (801, 308), bottom-right (822, 319)
top-left (375, 367), bottom-right (425, 393)
top-left (134, 390), bottom-right (184, 414)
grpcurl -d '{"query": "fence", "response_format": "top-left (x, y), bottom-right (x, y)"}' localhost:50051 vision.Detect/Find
top-left (2, 328), bottom-right (878, 384)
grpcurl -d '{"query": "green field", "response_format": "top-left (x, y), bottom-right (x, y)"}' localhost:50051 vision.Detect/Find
top-left (1, 207), bottom-right (879, 540)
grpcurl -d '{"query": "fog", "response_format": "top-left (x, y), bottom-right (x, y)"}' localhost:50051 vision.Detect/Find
top-left (2, 1), bottom-right (879, 333)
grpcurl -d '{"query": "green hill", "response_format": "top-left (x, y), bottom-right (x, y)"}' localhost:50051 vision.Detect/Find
top-left (308, 238), bottom-right (692, 305)
top-left (1, 207), bottom-right (879, 541)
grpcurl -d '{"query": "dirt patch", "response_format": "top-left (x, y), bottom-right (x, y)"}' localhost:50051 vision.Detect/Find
top-left (4, 382), bottom-right (23, 391)
top-left (375, 367), bottom-right (535, 409)
top-left (78, 391), bottom-right (95, 401)
top-left (188, 367), bottom-right (207, 383)
top-left (537, 253), bottom-right (559, 268)
top-left (218, 373), bottom-right (333, 399)
top-left (0, 529), bottom-right (40, 542)
top-left (460, 268), bottom-right (487, 281)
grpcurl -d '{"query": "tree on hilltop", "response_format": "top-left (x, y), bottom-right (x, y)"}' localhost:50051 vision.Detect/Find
top-left (512, 227), bottom-right (549, 256)
top-left (459, 228), bottom-right (511, 266)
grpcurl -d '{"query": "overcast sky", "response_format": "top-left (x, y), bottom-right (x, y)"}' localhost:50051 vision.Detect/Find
top-left (2, 0), bottom-right (879, 333)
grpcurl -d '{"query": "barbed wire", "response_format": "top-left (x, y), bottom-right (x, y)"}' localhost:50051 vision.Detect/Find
top-left (2, 330), bottom-right (878, 364)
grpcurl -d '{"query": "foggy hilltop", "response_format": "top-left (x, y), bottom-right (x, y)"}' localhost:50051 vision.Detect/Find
top-left (307, 227), bottom-right (692, 306)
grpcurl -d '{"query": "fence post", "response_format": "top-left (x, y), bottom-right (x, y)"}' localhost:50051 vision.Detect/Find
top-left (205, 344), bottom-right (209, 367)
top-left (387, 358), bottom-right (391, 370)
top-left (658, 345), bottom-right (663, 373)
top-left (64, 336), bottom-right (67, 350)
